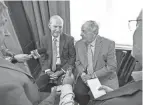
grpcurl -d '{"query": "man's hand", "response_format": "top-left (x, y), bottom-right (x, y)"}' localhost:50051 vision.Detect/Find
top-left (50, 71), bottom-right (63, 80)
top-left (98, 85), bottom-right (113, 93)
top-left (81, 74), bottom-right (92, 83)
top-left (51, 86), bottom-right (62, 96)
top-left (5, 57), bottom-right (12, 62)
top-left (62, 70), bottom-right (74, 85)
top-left (14, 54), bottom-right (32, 62)
top-left (50, 86), bottom-right (58, 96)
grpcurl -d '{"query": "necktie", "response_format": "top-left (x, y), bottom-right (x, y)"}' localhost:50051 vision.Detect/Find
top-left (52, 38), bottom-right (57, 71)
top-left (87, 44), bottom-right (94, 74)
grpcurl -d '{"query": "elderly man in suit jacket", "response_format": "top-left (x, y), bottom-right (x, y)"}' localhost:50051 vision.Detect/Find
top-left (40, 15), bottom-right (76, 86)
top-left (74, 20), bottom-right (119, 105)
top-left (88, 10), bottom-right (142, 105)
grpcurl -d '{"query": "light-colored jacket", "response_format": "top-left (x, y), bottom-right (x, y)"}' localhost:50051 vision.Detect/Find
top-left (74, 36), bottom-right (119, 89)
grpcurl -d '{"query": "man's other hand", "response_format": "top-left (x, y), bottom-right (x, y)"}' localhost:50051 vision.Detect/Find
top-left (62, 70), bottom-right (74, 85)
top-left (81, 74), bottom-right (92, 83)
top-left (98, 85), bottom-right (113, 93)
top-left (50, 86), bottom-right (58, 96)
top-left (14, 54), bottom-right (32, 62)
top-left (50, 71), bottom-right (63, 79)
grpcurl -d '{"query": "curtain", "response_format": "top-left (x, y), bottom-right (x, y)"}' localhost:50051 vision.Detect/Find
top-left (22, 1), bottom-right (70, 49)
top-left (117, 51), bottom-right (136, 87)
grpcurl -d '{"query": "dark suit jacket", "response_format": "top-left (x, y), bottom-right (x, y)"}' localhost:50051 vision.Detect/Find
top-left (40, 33), bottom-right (76, 72)
top-left (88, 80), bottom-right (142, 105)
top-left (75, 36), bottom-right (119, 89)
top-left (0, 58), bottom-right (56, 105)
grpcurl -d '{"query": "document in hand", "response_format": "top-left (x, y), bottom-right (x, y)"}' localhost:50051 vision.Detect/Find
top-left (87, 78), bottom-right (106, 99)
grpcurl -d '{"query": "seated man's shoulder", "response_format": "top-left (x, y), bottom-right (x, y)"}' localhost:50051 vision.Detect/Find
top-left (40, 35), bottom-right (48, 47)
top-left (0, 59), bottom-right (29, 85)
top-left (0, 67), bottom-right (28, 84)
top-left (0, 76), bottom-right (26, 105)
top-left (63, 33), bottom-right (74, 40)
top-left (0, 67), bottom-right (25, 99)
top-left (41, 35), bottom-right (48, 41)
top-left (100, 36), bottom-right (115, 44)
top-left (75, 39), bottom-right (84, 46)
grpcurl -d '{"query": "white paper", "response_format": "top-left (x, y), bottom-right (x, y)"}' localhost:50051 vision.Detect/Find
top-left (87, 78), bottom-right (106, 99)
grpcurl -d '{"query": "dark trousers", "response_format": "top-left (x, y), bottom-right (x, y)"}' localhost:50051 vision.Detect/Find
top-left (36, 65), bottom-right (63, 92)
top-left (74, 77), bottom-right (90, 105)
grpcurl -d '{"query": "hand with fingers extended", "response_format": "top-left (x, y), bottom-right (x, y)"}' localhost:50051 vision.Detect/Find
top-left (98, 85), bottom-right (114, 93)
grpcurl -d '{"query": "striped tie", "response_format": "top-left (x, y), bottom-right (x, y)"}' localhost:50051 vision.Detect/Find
top-left (87, 44), bottom-right (94, 74)
top-left (52, 38), bottom-right (57, 71)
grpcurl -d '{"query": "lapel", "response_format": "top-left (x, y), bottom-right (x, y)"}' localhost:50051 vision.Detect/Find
top-left (59, 33), bottom-right (65, 56)
top-left (0, 58), bottom-right (33, 79)
top-left (93, 36), bottom-right (102, 69)
top-left (96, 80), bottom-right (142, 101)
top-left (77, 40), bottom-right (88, 69)
top-left (45, 35), bottom-right (53, 64)
top-left (49, 35), bottom-right (53, 63)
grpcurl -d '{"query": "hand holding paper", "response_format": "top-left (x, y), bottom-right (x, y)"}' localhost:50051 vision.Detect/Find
top-left (87, 78), bottom-right (106, 99)
top-left (82, 74), bottom-right (92, 83)
top-left (98, 85), bottom-right (113, 93)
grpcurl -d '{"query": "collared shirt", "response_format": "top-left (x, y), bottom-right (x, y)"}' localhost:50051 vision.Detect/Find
top-left (52, 36), bottom-right (61, 65)
top-left (89, 35), bottom-right (98, 56)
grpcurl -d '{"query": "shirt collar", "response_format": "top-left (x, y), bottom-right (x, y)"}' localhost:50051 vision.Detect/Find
top-left (90, 35), bottom-right (98, 47)
top-left (52, 35), bottom-right (60, 42)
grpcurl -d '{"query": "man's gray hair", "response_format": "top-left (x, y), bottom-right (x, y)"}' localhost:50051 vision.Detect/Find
top-left (84, 20), bottom-right (99, 34)
top-left (49, 15), bottom-right (64, 25)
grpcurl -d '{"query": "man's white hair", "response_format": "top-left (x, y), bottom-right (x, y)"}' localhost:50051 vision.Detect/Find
top-left (83, 20), bottom-right (99, 34)
top-left (49, 15), bottom-right (64, 25)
